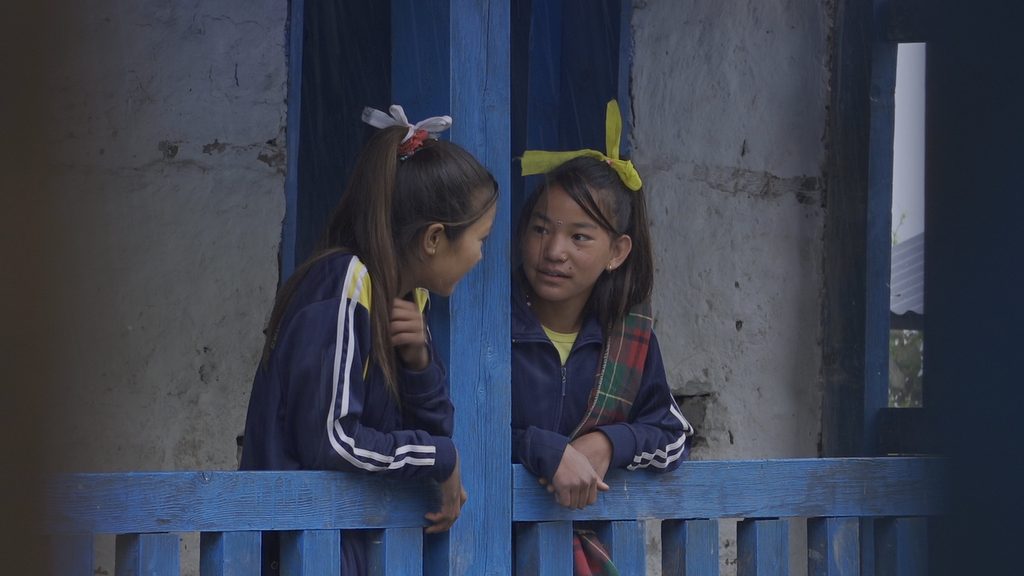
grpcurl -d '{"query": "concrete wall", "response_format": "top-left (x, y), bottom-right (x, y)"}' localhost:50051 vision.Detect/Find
top-left (45, 0), bottom-right (287, 473)
top-left (633, 0), bottom-right (828, 461)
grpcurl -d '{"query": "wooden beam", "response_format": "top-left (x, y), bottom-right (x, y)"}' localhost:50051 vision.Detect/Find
top-left (513, 458), bottom-right (946, 521)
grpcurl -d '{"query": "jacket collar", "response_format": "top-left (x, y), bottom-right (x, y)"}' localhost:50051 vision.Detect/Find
top-left (511, 272), bottom-right (604, 345)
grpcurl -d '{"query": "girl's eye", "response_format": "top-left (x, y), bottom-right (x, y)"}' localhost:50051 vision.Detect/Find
top-left (531, 225), bottom-right (549, 235)
top-left (572, 233), bottom-right (591, 242)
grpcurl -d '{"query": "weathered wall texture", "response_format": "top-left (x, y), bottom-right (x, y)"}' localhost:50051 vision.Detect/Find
top-left (633, 0), bottom-right (828, 461)
top-left (631, 1), bottom-right (830, 573)
top-left (44, 0), bottom-right (287, 473)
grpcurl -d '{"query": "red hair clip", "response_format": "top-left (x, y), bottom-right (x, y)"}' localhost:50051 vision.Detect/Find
top-left (398, 129), bottom-right (429, 159)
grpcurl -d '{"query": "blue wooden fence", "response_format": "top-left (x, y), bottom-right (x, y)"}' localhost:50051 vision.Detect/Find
top-left (44, 457), bottom-right (944, 574)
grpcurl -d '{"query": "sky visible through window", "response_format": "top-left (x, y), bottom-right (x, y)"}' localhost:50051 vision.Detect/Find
top-left (892, 43), bottom-right (926, 243)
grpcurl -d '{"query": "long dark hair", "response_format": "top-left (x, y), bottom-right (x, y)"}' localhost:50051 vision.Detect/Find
top-left (517, 155), bottom-right (653, 334)
top-left (264, 125), bottom-right (497, 397)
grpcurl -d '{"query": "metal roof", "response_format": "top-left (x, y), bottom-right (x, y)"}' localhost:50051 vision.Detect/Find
top-left (890, 232), bottom-right (924, 316)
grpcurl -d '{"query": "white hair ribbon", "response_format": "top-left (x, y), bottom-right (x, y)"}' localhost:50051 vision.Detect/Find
top-left (361, 105), bottom-right (453, 143)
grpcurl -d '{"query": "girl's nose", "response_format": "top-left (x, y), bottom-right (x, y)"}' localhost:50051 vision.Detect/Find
top-left (543, 236), bottom-right (569, 263)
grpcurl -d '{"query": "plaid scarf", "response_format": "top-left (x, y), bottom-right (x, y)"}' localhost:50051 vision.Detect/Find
top-left (570, 302), bottom-right (653, 576)
top-left (571, 301), bottom-right (653, 440)
top-left (573, 529), bottom-right (620, 576)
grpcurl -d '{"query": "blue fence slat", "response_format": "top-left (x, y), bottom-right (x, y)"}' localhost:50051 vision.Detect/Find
top-left (367, 527), bottom-right (422, 576)
top-left (115, 533), bottom-right (179, 576)
top-left (808, 517), bottom-right (860, 576)
top-left (49, 533), bottom-right (93, 576)
top-left (594, 520), bottom-right (645, 575)
top-left (737, 519), bottom-right (788, 576)
top-left (515, 521), bottom-right (573, 575)
top-left (513, 458), bottom-right (947, 522)
top-left (199, 531), bottom-right (261, 576)
top-left (279, 530), bottom-right (340, 576)
top-left (875, 517), bottom-right (927, 576)
top-left (663, 519), bottom-right (718, 576)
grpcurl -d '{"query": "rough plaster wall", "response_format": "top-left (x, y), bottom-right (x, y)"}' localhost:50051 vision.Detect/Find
top-left (631, 0), bottom-right (830, 573)
top-left (43, 1), bottom-right (287, 474)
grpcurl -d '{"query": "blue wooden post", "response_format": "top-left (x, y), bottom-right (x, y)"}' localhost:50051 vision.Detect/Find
top-left (49, 534), bottom-right (93, 576)
top-left (279, 530), bottom-right (341, 575)
top-left (808, 517), bottom-right (860, 576)
top-left (280, 0), bottom-right (304, 281)
top-left (367, 527), bottom-right (423, 576)
top-left (392, 1), bottom-right (512, 573)
top-left (595, 520), bottom-right (646, 575)
top-left (445, 1), bottom-right (512, 571)
top-left (115, 533), bottom-right (179, 576)
top-left (864, 2), bottom-right (899, 457)
top-left (515, 521), bottom-right (573, 575)
top-left (875, 517), bottom-right (927, 576)
top-left (663, 519), bottom-right (719, 576)
top-left (737, 519), bottom-right (788, 576)
top-left (199, 531), bottom-right (261, 576)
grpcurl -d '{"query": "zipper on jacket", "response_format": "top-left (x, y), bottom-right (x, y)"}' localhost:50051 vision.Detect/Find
top-left (554, 364), bottom-right (567, 431)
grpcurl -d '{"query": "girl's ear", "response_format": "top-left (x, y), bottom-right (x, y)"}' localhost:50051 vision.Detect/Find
top-left (607, 234), bottom-right (633, 272)
top-left (420, 223), bottom-right (446, 258)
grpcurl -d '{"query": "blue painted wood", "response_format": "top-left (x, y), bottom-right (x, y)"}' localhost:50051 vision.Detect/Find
top-left (442, 1), bottom-right (513, 574)
top-left (279, 530), bottom-right (340, 576)
top-left (45, 471), bottom-right (435, 534)
top-left (861, 519), bottom-right (876, 576)
top-left (662, 519), bottom-right (718, 576)
top-left (808, 517), bottom-right (860, 576)
top-left (280, 0), bottom-right (304, 281)
top-left (594, 520), bottom-right (645, 576)
top-left (864, 25), bottom-right (898, 456)
top-left (49, 534), bottom-right (93, 576)
top-left (199, 531), bottom-right (261, 576)
top-left (115, 533), bottom-right (179, 576)
top-left (737, 519), bottom-right (788, 576)
top-left (515, 521), bottom-right (573, 575)
top-left (821, 0), bottom-right (872, 459)
top-left (875, 517), bottom-right (927, 576)
top-left (43, 459), bottom-right (945, 534)
top-left (367, 527), bottom-right (422, 576)
top-left (513, 459), bottom-right (947, 522)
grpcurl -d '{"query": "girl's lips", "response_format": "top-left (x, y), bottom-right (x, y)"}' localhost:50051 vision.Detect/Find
top-left (538, 268), bottom-right (569, 278)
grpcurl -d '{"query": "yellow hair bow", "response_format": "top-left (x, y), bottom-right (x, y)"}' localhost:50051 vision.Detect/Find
top-left (520, 100), bottom-right (642, 191)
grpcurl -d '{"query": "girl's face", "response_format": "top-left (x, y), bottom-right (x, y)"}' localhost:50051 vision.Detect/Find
top-left (416, 198), bottom-right (497, 297)
top-left (521, 185), bottom-right (631, 316)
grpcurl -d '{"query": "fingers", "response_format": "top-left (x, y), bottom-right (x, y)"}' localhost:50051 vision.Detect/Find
top-left (424, 511), bottom-right (457, 534)
top-left (390, 299), bottom-right (425, 339)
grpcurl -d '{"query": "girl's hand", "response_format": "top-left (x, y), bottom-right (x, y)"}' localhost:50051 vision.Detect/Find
top-left (570, 431), bottom-right (613, 481)
top-left (425, 451), bottom-right (468, 534)
top-left (543, 444), bottom-right (609, 510)
top-left (390, 298), bottom-right (429, 371)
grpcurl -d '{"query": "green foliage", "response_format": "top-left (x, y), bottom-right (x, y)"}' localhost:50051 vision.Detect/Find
top-left (889, 329), bottom-right (923, 407)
